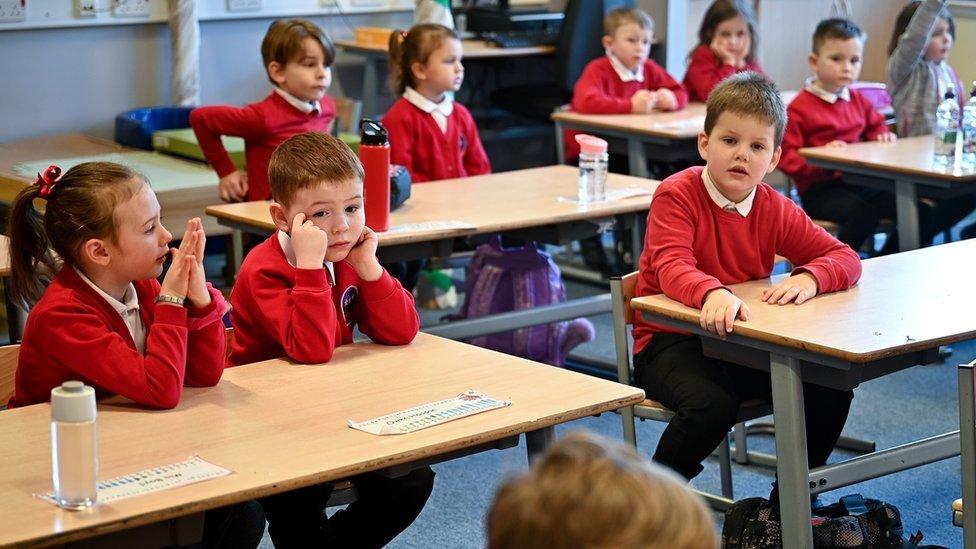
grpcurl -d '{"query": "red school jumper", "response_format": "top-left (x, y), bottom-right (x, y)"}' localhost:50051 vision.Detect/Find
top-left (566, 56), bottom-right (689, 160)
top-left (779, 88), bottom-right (890, 195)
top-left (631, 166), bottom-right (862, 355)
top-left (382, 98), bottom-right (490, 183)
top-left (682, 45), bottom-right (766, 103)
top-left (189, 92), bottom-right (336, 201)
top-left (9, 267), bottom-right (227, 409)
top-left (229, 233), bottom-right (420, 366)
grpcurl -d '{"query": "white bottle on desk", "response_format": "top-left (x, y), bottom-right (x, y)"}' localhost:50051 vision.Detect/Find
top-left (934, 83), bottom-right (960, 168)
top-left (51, 381), bottom-right (98, 510)
top-left (576, 134), bottom-right (609, 204)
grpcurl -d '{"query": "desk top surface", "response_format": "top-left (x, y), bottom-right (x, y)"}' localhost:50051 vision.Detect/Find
top-left (632, 239), bottom-right (976, 363)
top-left (0, 333), bottom-right (643, 547)
top-left (800, 135), bottom-right (976, 182)
top-left (206, 165), bottom-right (658, 245)
top-left (336, 38), bottom-right (556, 59)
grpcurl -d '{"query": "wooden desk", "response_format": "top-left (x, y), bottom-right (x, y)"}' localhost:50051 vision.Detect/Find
top-left (336, 38), bottom-right (556, 119)
top-left (0, 134), bottom-right (227, 237)
top-left (632, 240), bottom-right (976, 548)
top-left (800, 135), bottom-right (976, 251)
top-left (0, 333), bottom-right (643, 547)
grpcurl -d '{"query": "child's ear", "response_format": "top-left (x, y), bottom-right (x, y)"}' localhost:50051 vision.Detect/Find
top-left (410, 61), bottom-right (427, 82)
top-left (269, 202), bottom-right (291, 233)
top-left (601, 35), bottom-right (613, 50)
top-left (81, 238), bottom-right (111, 267)
top-left (807, 52), bottom-right (818, 73)
top-left (697, 130), bottom-right (710, 161)
top-left (267, 61), bottom-right (286, 87)
top-left (767, 146), bottom-right (783, 173)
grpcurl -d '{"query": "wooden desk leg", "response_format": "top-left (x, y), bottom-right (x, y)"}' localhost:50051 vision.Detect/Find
top-left (770, 352), bottom-right (814, 549)
top-left (554, 120), bottom-right (566, 165)
top-left (362, 57), bottom-right (380, 120)
top-left (627, 139), bottom-right (650, 179)
top-left (959, 361), bottom-right (976, 549)
top-left (525, 426), bottom-right (555, 464)
top-left (894, 178), bottom-right (920, 251)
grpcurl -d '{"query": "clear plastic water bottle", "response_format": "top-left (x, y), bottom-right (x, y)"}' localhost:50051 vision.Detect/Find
top-left (575, 134), bottom-right (608, 204)
top-left (934, 83), bottom-right (960, 168)
top-left (51, 381), bottom-right (98, 510)
top-left (961, 81), bottom-right (976, 169)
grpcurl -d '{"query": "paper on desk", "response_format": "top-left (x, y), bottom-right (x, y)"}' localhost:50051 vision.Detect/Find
top-left (558, 187), bottom-right (654, 204)
top-left (651, 115), bottom-right (706, 131)
top-left (382, 220), bottom-right (476, 233)
top-left (35, 456), bottom-right (232, 506)
top-left (348, 390), bottom-right (511, 435)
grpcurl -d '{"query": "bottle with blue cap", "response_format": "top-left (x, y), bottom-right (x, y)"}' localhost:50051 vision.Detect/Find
top-left (51, 381), bottom-right (98, 510)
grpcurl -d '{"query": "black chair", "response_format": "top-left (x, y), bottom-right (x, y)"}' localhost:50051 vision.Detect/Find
top-left (489, 0), bottom-right (635, 123)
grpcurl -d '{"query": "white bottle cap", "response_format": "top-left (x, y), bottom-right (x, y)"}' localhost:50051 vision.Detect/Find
top-left (51, 381), bottom-right (96, 423)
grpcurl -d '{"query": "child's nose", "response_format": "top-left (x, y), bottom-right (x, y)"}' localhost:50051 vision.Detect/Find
top-left (332, 217), bottom-right (349, 233)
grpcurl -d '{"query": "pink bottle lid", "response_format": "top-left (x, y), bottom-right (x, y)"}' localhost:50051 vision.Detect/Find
top-left (575, 134), bottom-right (608, 155)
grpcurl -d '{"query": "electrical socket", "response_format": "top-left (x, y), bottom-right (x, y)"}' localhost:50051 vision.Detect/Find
top-left (0, 0), bottom-right (26, 23)
top-left (75, 0), bottom-right (96, 18)
top-left (227, 0), bottom-right (260, 12)
top-left (112, 0), bottom-right (150, 17)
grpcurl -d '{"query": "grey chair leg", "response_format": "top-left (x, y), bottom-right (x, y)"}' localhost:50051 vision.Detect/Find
top-left (718, 434), bottom-right (734, 500)
top-left (622, 405), bottom-right (638, 446)
top-left (734, 421), bottom-right (749, 464)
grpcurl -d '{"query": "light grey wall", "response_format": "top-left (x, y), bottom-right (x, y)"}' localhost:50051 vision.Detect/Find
top-left (0, 12), bottom-right (413, 143)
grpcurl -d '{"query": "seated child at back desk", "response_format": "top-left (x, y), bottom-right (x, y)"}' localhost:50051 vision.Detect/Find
top-left (229, 132), bottom-right (434, 548)
top-left (632, 73), bottom-right (861, 486)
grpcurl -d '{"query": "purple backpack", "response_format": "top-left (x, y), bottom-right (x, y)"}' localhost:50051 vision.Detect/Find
top-left (452, 238), bottom-right (594, 366)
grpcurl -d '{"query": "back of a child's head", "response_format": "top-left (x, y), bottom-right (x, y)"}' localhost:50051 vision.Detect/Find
top-left (268, 131), bottom-right (364, 206)
top-left (705, 72), bottom-right (786, 146)
top-left (8, 162), bottom-right (145, 305)
top-left (387, 23), bottom-right (459, 96)
top-left (261, 19), bottom-right (335, 85)
top-left (813, 18), bottom-right (865, 53)
top-left (486, 431), bottom-right (717, 549)
top-left (888, 1), bottom-right (954, 56)
top-left (604, 7), bottom-right (654, 37)
top-left (697, 0), bottom-right (759, 60)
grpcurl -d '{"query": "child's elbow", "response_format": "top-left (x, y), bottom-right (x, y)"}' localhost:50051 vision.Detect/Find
top-left (147, 391), bottom-right (181, 410)
top-left (291, 346), bottom-right (335, 365)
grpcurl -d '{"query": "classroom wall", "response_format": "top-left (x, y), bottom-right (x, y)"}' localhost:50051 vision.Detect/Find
top-left (0, 12), bottom-right (413, 143)
top-left (950, 3), bottom-right (976, 94)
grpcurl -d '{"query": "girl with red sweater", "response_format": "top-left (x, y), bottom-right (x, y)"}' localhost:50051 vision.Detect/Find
top-left (382, 24), bottom-right (491, 183)
top-left (683, 0), bottom-right (766, 103)
top-left (7, 162), bottom-right (262, 547)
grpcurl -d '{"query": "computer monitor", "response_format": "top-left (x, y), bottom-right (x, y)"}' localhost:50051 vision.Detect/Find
top-left (461, 0), bottom-right (563, 34)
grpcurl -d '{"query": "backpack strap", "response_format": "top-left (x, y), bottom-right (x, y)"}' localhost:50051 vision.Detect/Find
top-left (840, 494), bottom-right (869, 515)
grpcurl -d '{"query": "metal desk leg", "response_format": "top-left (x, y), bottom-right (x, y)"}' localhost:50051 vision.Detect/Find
top-left (959, 361), bottom-right (976, 548)
top-left (362, 57), bottom-right (380, 120)
top-left (525, 426), bottom-right (555, 464)
top-left (555, 120), bottom-right (566, 165)
top-left (894, 178), bottom-right (920, 251)
top-left (627, 139), bottom-right (650, 179)
top-left (770, 352), bottom-right (813, 548)
top-left (631, 212), bottom-right (646, 268)
top-left (226, 230), bottom-right (244, 285)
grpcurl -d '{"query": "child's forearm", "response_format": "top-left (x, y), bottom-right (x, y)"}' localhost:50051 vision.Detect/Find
top-left (887, 0), bottom-right (946, 87)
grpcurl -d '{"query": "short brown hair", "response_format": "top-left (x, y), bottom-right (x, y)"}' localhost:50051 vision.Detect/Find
top-left (604, 7), bottom-right (654, 37)
top-left (487, 432), bottom-right (717, 549)
top-left (388, 24), bottom-right (459, 96)
top-left (813, 18), bottom-right (865, 53)
top-left (704, 72), bottom-right (787, 146)
top-left (268, 132), bottom-right (364, 206)
top-left (261, 19), bottom-right (335, 86)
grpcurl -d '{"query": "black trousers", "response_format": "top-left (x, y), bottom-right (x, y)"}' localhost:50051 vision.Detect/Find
top-left (633, 333), bottom-right (854, 481)
top-left (801, 180), bottom-right (975, 254)
top-left (258, 467), bottom-right (435, 549)
top-left (200, 501), bottom-right (266, 548)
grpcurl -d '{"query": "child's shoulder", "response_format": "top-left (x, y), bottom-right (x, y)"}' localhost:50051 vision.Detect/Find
top-left (688, 44), bottom-right (716, 63)
top-left (655, 167), bottom-right (708, 202)
top-left (236, 234), bottom-right (289, 279)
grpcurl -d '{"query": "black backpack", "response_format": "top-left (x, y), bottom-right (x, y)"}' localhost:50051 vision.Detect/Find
top-left (722, 494), bottom-right (946, 549)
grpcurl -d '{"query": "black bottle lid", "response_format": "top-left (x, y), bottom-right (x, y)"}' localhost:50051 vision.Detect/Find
top-left (360, 119), bottom-right (388, 145)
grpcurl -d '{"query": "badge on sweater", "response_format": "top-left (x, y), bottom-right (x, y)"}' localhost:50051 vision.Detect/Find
top-left (459, 134), bottom-right (467, 152)
top-left (340, 286), bottom-right (358, 325)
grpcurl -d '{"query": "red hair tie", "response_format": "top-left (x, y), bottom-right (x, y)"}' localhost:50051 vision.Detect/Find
top-left (34, 165), bottom-right (61, 198)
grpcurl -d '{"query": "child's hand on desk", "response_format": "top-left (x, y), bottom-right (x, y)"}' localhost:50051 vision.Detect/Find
top-left (183, 218), bottom-right (212, 308)
top-left (701, 289), bottom-right (751, 338)
top-left (291, 213), bottom-right (328, 270)
top-left (218, 171), bottom-right (249, 202)
top-left (876, 132), bottom-right (897, 143)
top-left (346, 227), bottom-right (383, 282)
top-left (761, 272), bottom-right (818, 305)
top-left (654, 89), bottom-right (679, 111)
top-left (631, 90), bottom-right (657, 114)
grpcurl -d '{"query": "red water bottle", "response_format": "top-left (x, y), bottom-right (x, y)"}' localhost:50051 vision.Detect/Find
top-left (359, 119), bottom-right (391, 232)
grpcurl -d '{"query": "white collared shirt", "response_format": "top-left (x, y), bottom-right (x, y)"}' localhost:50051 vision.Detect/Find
top-left (275, 88), bottom-right (321, 115)
top-left (278, 230), bottom-right (336, 285)
top-left (606, 52), bottom-right (644, 83)
top-left (74, 266), bottom-right (146, 354)
top-left (403, 87), bottom-right (454, 134)
top-left (702, 168), bottom-right (756, 217)
top-left (803, 77), bottom-right (850, 104)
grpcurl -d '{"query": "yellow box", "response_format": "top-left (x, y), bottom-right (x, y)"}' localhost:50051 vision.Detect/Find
top-left (354, 27), bottom-right (394, 48)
